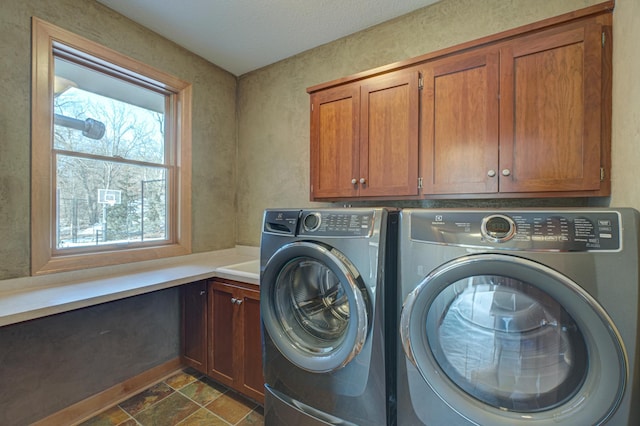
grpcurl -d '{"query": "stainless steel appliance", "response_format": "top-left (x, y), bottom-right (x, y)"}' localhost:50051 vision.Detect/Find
top-left (260, 208), bottom-right (398, 425)
top-left (397, 208), bottom-right (639, 425)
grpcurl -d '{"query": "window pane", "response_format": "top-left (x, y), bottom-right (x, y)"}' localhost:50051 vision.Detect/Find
top-left (32, 19), bottom-right (191, 274)
top-left (54, 57), bottom-right (165, 164)
top-left (56, 155), bottom-right (168, 249)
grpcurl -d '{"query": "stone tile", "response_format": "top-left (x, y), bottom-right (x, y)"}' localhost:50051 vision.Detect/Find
top-left (176, 408), bottom-right (229, 425)
top-left (165, 368), bottom-right (201, 390)
top-left (78, 405), bottom-right (131, 426)
top-left (205, 392), bottom-right (256, 424)
top-left (237, 409), bottom-right (265, 426)
top-left (119, 382), bottom-right (174, 416)
top-left (133, 392), bottom-right (200, 426)
top-left (178, 378), bottom-right (225, 406)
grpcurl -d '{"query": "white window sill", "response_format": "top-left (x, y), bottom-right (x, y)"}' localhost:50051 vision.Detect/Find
top-left (0, 246), bottom-right (260, 327)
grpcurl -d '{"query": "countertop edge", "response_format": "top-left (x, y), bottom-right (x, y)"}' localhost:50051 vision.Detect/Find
top-left (0, 246), bottom-right (260, 328)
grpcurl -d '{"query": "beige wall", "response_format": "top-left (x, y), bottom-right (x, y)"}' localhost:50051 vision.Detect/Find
top-left (0, 0), bottom-right (238, 280)
top-left (236, 0), bottom-right (640, 247)
top-left (611, 0), bottom-right (640, 208)
top-left (2, 0), bottom-right (637, 277)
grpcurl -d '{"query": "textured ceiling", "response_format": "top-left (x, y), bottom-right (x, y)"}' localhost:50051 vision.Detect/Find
top-left (96, 0), bottom-right (440, 76)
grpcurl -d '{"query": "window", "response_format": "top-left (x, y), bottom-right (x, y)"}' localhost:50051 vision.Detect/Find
top-left (31, 18), bottom-right (192, 274)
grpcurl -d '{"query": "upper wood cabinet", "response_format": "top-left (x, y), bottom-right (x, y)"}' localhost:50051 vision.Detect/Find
top-left (308, 2), bottom-right (613, 200)
top-left (421, 16), bottom-right (611, 196)
top-left (420, 48), bottom-right (500, 195)
top-left (309, 70), bottom-right (420, 200)
top-left (309, 84), bottom-right (360, 199)
top-left (498, 19), bottom-right (608, 194)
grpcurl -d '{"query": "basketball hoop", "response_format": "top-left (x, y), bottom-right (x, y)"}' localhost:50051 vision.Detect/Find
top-left (98, 189), bottom-right (122, 206)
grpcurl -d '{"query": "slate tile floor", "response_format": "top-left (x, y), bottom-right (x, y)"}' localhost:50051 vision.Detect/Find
top-left (79, 368), bottom-right (263, 426)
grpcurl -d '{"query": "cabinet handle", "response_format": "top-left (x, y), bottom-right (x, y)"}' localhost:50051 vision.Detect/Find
top-left (502, 169), bottom-right (511, 176)
top-left (199, 290), bottom-right (206, 296)
top-left (487, 170), bottom-right (496, 177)
top-left (351, 178), bottom-right (357, 185)
top-left (359, 178), bottom-right (366, 184)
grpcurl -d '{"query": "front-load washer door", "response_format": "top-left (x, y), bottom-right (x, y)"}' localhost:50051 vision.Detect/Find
top-left (400, 253), bottom-right (628, 426)
top-left (261, 241), bottom-right (371, 373)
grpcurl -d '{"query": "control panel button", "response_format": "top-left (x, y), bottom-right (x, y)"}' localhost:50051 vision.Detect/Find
top-left (302, 212), bottom-right (321, 232)
top-left (481, 214), bottom-right (516, 243)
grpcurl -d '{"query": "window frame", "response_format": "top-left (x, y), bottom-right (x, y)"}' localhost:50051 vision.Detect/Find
top-left (31, 17), bottom-right (192, 275)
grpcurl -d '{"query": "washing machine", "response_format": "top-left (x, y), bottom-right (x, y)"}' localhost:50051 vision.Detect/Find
top-left (397, 208), bottom-right (640, 426)
top-left (260, 208), bottom-right (398, 425)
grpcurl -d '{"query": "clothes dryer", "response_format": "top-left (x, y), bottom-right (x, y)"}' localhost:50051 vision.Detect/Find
top-left (397, 208), bottom-right (639, 426)
top-left (260, 208), bottom-right (398, 425)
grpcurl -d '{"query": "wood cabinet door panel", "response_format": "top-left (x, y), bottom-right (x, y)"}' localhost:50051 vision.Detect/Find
top-left (360, 71), bottom-right (420, 196)
top-left (240, 289), bottom-right (264, 402)
top-left (207, 279), bottom-right (264, 403)
top-left (310, 85), bottom-right (360, 199)
top-left (181, 281), bottom-right (208, 373)
top-left (422, 50), bottom-right (499, 194)
top-left (208, 283), bottom-right (235, 386)
top-left (499, 23), bottom-right (603, 192)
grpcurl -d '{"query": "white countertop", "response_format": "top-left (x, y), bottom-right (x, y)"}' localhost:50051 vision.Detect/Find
top-left (0, 246), bottom-right (260, 327)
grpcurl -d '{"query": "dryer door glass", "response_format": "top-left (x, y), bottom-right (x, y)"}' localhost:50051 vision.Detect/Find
top-left (276, 257), bottom-right (350, 351)
top-left (262, 242), bottom-right (370, 373)
top-left (427, 275), bottom-right (587, 412)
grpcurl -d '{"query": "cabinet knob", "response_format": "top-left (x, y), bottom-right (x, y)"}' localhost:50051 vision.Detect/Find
top-left (359, 178), bottom-right (366, 184)
top-left (231, 297), bottom-right (237, 304)
top-left (502, 169), bottom-right (511, 176)
top-left (487, 170), bottom-right (496, 177)
top-left (351, 178), bottom-right (357, 185)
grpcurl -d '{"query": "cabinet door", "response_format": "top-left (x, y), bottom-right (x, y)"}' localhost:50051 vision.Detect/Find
top-left (208, 279), bottom-right (264, 403)
top-left (360, 70), bottom-right (420, 197)
top-left (310, 84), bottom-right (360, 199)
top-left (181, 281), bottom-right (208, 374)
top-left (208, 281), bottom-right (236, 388)
top-left (421, 49), bottom-right (499, 194)
top-left (499, 21), bottom-right (605, 193)
top-left (238, 286), bottom-right (264, 403)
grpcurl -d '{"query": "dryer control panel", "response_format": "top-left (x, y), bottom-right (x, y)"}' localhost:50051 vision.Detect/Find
top-left (299, 210), bottom-right (374, 237)
top-left (411, 210), bottom-right (621, 251)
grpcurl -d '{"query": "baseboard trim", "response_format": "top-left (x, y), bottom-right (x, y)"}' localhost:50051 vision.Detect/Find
top-left (32, 358), bottom-right (183, 426)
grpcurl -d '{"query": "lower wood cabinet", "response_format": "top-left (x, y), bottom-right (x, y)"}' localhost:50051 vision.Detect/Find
top-left (181, 278), bottom-right (264, 404)
top-left (181, 280), bottom-right (208, 373)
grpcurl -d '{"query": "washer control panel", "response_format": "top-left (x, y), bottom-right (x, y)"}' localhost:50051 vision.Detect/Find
top-left (411, 210), bottom-right (621, 251)
top-left (299, 210), bottom-right (374, 237)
